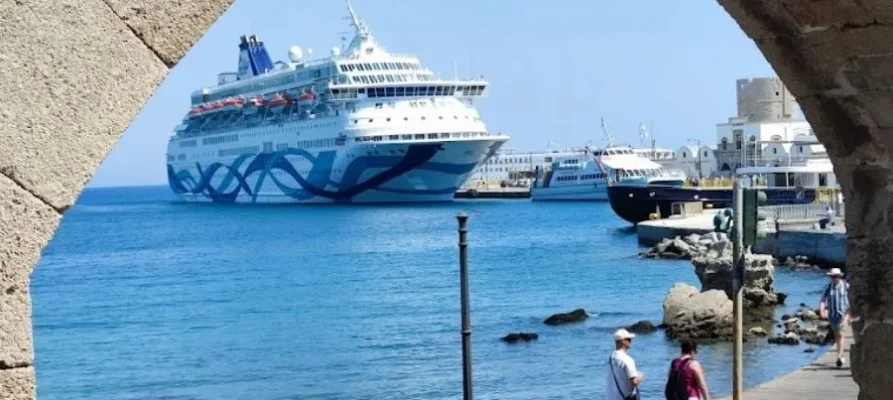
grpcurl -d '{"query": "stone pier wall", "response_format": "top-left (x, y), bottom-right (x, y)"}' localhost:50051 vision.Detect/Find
top-left (0, 1), bottom-right (231, 398)
top-left (754, 229), bottom-right (847, 267)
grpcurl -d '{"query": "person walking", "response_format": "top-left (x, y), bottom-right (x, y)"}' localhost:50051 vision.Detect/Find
top-left (819, 268), bottom-right (851, 367)
top-left (607, 329), bottom-right (643, 400)
top-left (665, 339), bottom-right (710, 400)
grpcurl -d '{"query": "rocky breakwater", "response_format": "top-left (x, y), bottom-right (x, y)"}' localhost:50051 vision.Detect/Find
top-left (662, 283), bottom-right (734, 340)
top-left (641, 232), bottom-right (727, 260)
top-left (662, 237), bottom-right (787, 340)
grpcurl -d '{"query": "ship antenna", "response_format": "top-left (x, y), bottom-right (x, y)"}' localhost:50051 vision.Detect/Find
top-left (346, 0), bottom-right (370, 39)
top-left (637, 122), bottom-right (646, 147)
top-left (600, 117), bottom-right (617, 147)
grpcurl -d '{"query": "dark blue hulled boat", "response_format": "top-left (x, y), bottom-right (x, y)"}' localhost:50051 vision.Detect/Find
top-left (606, 184), bottom-right (819, 224)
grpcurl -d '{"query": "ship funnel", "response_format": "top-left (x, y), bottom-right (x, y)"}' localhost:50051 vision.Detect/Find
top-left (237, 34), bottom-right (275, 80)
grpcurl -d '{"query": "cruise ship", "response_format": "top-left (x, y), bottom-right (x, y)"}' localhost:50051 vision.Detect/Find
top-left (166, 1), bottom-right (508, 203)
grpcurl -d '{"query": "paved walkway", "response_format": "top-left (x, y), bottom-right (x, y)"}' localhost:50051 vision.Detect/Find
top-left (717, 328), bottom-right (858, 399)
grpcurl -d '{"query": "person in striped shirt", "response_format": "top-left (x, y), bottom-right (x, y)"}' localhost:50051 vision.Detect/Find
top-left (819, 268), bottom-right (850, 368)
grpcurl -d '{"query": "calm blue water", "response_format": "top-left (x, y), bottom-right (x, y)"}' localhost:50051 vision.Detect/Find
top-left (33, 186), bottom-right (829, 400)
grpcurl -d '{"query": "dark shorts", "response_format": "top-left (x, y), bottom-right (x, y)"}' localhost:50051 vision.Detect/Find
top-left (829, 316), bottom-right (845, 332)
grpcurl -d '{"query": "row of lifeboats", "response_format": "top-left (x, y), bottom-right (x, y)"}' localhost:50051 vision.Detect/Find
top-left (188, 88), bottom-right (317, 117)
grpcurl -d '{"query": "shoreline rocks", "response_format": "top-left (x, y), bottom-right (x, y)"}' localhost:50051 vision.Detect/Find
top-left (502, 332), bottom-right (539, 343)
top-left (544, 308), bottom-right (588, 325)
top-left (641, 233), bottom-right (728, 260)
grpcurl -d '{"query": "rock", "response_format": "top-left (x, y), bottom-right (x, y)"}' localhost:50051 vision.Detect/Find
top-left (783, 317), bottom-right (801, 332)
top-left (693, 252), bottom-right (775, 299)
top-left (777, 292), bottom-right (788, 305)
top-left (660, 252), bottom-right (683, 260)
top-left (662, 283), bottom-right (734, 340)
top-left (749, 326), bottom-right (768, 337)
top-left (692, 252), bottom-right (782, 324)
top-left (768, 332), bottom-right (801, 345)
top-left (655, 240), bottom-right (670, 254)
top-left (671, 237), bottom-right (691, 254)
top-left (799, 303), bottom-right (808, 308)
top-left (800, 308), bottom-right (819, 321)
top-left (626, 320), bottom-right (658, 334)
top-left (502, 332), bottom-right (539, 343)
top-left (805, 347), bottom-right (816, 353)
top-left (684, 233), bottom-right (702, 245)
top-left (781, 314), bottom-right (793, 321)
top-left (801, 326), bottom-right (824, 344)
top-left (544, 309), bottom-right (588, 325)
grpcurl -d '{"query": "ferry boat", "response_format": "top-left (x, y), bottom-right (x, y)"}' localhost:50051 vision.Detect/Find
top-left (531, 146), bottom-right (686, 201)
top-left (166, 1), bottom-right (508, 204)
top-left (606, 136), bottom-right (838, 224)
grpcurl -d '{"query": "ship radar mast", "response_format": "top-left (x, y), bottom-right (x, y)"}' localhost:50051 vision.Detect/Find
top-left (600, 117), bottom-right (617, 148)
top-left (347, 0), bottom-right (371, 40)
top-left (638, 122), bottom-right (650, 147)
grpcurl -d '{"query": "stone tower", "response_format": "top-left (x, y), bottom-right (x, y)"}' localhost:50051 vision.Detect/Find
top-left (736, 77), bottom-right (797, 122)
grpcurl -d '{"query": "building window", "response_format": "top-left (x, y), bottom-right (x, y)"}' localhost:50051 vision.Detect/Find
top-left (721, 138), bottom-right (728, 151)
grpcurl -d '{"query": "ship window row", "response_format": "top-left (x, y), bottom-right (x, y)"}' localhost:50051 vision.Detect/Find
top-left (581, 173), bottom-right (606, 180)
top-left (167, 154), bottom-right (175, 162)
top-left (556, 176), bottom-right (578, 182)
top-left (489, 157), bottom-right (531, 164)
top-left (202, 134), bottom-right (239, 146)
top-left (351, 115), bottom-right (478, 125)
top-left (354, 132), bottom-right (486, 142)
top-left (339, 62), bottom-right (421, 73)
top-left (219, 146), bottom-right (260, 157)
top-left (178, 139), bottom-right (198, 148)
top-left (350, 74), bottom-right (435, 84)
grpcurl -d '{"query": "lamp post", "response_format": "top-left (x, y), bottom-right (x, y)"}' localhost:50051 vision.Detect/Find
top-left (687, 138), bottom-right (703, 180)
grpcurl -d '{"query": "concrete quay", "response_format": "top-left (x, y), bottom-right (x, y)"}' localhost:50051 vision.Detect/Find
top-left (716, 327), bottom-right (857, 400)
top-left (454, 187), bottom-right (530, 199)
top-left (637, 212), bottom-right (846, 267)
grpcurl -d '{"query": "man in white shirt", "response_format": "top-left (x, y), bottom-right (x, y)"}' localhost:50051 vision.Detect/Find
top-left (606, 329), bottom-right (644, 400)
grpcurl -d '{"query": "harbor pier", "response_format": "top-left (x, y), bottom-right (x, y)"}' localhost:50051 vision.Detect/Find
top-left (717, 327), bottom-right (857, 400)
top-left (637, 208), bottom-right (846, 267)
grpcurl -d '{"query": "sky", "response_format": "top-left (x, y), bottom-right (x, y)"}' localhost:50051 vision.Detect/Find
top-left (89, 0), bottom-right (777, 188)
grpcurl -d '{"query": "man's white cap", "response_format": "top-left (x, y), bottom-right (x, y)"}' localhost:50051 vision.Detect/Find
top-left (827, 268), bottom-right (844, 277)
top-left (613, 328), bottom-right (636, 341)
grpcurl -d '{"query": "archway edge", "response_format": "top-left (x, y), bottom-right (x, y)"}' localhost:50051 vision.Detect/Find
top-left (719, 1), bottom-right (893, 399)
top-left (0, 1), bottom-right (232, 398)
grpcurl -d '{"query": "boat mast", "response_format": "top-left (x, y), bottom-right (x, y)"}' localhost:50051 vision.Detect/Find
top-left (346, 0), bottom-right (370, 39)
top-left (600, 117), bottom-right (617, 148)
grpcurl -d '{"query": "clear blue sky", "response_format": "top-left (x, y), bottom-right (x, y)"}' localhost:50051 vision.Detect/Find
top-left (89, 0), bottom-right (776, 187)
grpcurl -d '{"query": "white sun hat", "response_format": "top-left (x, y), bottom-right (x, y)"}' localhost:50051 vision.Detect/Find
top-left (613, 328), bottom-right (636, 341)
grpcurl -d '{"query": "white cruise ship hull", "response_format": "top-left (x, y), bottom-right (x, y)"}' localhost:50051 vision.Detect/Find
top-left (168, 137), bottom-right (506, 204)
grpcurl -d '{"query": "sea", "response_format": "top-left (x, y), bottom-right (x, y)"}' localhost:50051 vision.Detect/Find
top-left (32, 186), bottom-right (830, 400)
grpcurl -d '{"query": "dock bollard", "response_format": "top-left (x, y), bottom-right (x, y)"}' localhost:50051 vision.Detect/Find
top-left (456, 213), bottom-right (473, 400)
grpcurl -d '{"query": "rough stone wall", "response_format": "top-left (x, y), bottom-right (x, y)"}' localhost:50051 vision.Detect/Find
top-left (0, 1), bottom-right (232, 399)
top-left (717, 1), bottom-right (893, 399)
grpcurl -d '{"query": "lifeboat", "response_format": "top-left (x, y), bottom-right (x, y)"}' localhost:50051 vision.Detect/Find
top-left (267, 93), bottom-right (290, 113)
top-left (223, 97), bottom-right (245, 108)
top-left (243, 96), bottom-right (264, 115)
top-left (297, 88), bottom-right (317, 107)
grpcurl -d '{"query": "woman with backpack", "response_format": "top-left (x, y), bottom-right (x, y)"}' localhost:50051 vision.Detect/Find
top-left (665, 339), bottom-right (710, 400)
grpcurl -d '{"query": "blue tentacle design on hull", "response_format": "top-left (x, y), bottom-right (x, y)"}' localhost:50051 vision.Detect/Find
top-left (167, 144), bottom-right (477, 203)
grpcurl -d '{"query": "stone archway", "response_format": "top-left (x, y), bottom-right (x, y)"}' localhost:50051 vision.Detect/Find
top-left (0, 1), bottom-right (233, 397)
top-left (1, 1), bottom-right (892, 399)
top-left (719, 1), bottom-right (893, 398)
